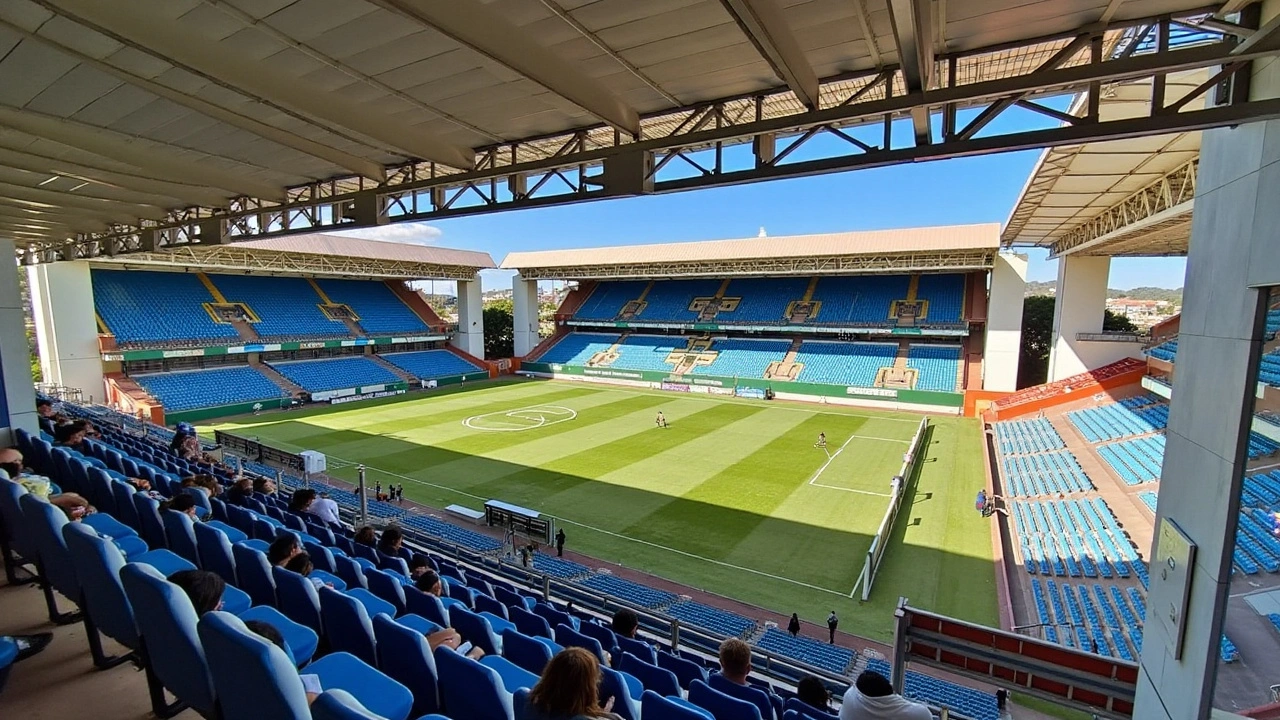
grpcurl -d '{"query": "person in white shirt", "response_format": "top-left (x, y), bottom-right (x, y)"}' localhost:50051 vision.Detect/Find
top-left (839, 670), bottom-right (934, 720)
top-left (308, 492), bottom-right (341, 525)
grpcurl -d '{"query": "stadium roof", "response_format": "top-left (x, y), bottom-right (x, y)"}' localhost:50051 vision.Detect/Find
top-left (501, 223), bottom-right (999, 279)
top-left (89, 232), bottom-right (495, 280)
top-left (1001, 70), bottom-right (1205, 258)
top-left (3, 0), bottom-right (1279, 264)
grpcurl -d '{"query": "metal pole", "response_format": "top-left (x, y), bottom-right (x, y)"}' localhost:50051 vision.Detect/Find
top-left (357, 464), bottom-right (368, 526)
top-left (670, 620), bottom-right (680, 650)
top-left (542, 574), bottom-right (551, 603)
top-left (232, 455), bottom-right (242, 477)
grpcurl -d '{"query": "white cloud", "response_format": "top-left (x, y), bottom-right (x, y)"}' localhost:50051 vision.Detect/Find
top-left (332, 222), bottom-right (443, 245)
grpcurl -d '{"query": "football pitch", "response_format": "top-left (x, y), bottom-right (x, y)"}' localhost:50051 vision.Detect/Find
top-left (211, 378), bottom-right (996, 640)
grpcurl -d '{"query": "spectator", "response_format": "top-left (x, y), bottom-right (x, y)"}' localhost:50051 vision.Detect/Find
top-left (377, 526), bottom-right (404, 558)
top-left (169, 422), bottom-right (196, 456)
top-left (308, 491), bottom-right (341, 526)
top-left (168, 569), bottom-right (225, 616)
top-left (354, 526), bottom-right (377, 547)
top-left (224, 477), bottom-right (255, 507)
top-left (160, 493), bottom-right (200, 520)
top-left (288, 488), bottom-right (316, 515)
top-left (0, 447), bottom-right (59, 498)
top-left (712, 638), bottom-right (779, 720)
top-left (49, 492), bottom-right (94, 522)
top-left (838, 670), bottom-right (932, 720)
top-left (2, 632), bottom-right (53, 664)
top-left (523, 647), bottom-right (622, 720)
top-left (827, 611), bottom-right (838, 644)
top-left (252, 476), bottom-right (276, 498)
top-left (408, 554), bottom-right (434, 580)
top-left (54, 421), bottom-right (90, 452)
top-left (415, 569), bottom-right (444, 597)
top-left (268, 533), bottom-right (302, 567)
top-left (797, 675), bottom-right (832, 713)
top-left (555, 528), bottom-right (566, 557)
top-left (611, 608), bottom-right (640, 639)
top-left (410, 570), bottom-right (484, 658)
top-left (788, 613), bottom-right (801, 638)
top-left (284, 552), bottom-right (330, 589)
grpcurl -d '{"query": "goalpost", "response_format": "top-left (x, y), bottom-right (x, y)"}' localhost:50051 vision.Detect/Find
top-left (854, 416), bottom-right (930, 601)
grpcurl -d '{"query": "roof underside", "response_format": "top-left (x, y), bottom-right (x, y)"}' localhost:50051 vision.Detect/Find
top-left (0, 0), bottom-right (1246, 258)
top-left (88, 232), bottom-right (495, 279)
top-left (1001, 69), bottom-right (1207, 257)
top-left (502, 223), bottom-right (1000, 278)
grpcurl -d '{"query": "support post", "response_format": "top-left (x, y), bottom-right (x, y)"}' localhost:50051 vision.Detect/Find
top-left (452, 274), bottom-right (486, 359)
top-left (27, 261), bottom-right (104, 402)
top-left (0, 239), bottom-right (39, 446)
top-left (357, 464), bottom-right (368, 527)
top-left (1047, 255), bottom-right (1111, 381)
top-left (512, 274), bottom-right (539, 357)
top-left (984, 252), bottom-right (1027, 391)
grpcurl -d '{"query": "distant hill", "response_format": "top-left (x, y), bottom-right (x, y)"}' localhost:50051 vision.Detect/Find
top-left (1024, 281), bottom-right (1181, 304)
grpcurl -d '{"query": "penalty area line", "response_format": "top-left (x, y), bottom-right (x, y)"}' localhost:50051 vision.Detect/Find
top-left (325, 454), bottom-right (850, 598)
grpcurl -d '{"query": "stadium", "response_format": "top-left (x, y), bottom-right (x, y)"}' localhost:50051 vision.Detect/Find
top-left (1, 1), bottom-right (1279, 720)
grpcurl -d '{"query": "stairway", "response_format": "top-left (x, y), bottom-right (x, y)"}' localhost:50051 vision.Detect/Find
top-left (893, 340), bottom-right (910, 369)
top-left (229, 319), bottom-right (260, 342)
top-left (765, 338), bottom-right (804, 380)
top-left (386, 281), bottom-right (447, 331)
top-left (197, 273), bottom-right (229, 303)
top-left (305, 278), bottom-right (368, 336)
top-left (371, 354), bottom-right (419, 385)
top-left (253, 361), bottom-right (305, 396)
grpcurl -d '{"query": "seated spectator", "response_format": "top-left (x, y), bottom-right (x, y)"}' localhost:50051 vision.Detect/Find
top-left (408, 554), bottom-right (434, 580)
top-left (415, 569), bottom-right (443, 596)
top-left (284, 552), bottom-right (331, 589)
top-left (288, 488), bottom-right (316, 516)
top-left (711, 638), bottom-right (779, 720)
top-left (838, 670), bottom-right (932, 720)
top-left (224, 477), bottom-right (255, 507)
top-left (178, 475), bottom-right (215, 519)
top-left (252, 476), bottom-right (277, 499)
top-left (0, 447), bottom-right (59, 497)
top-left (168, 569), bottom-right (225, 616)
top-left (611, 608), bottom-right (640, 640)
top-left (410, 570), bottom-right (484, 658)
top-left (523, 647), bottom-right (622, 720)
top-left (54, 421), bottom-right (90, 452)
top-left (307, 491), bottom-right (341, 526)
top-left (353, 526), bottom-right (377, 548)
top-left (49, 492), bottom-right (94, 521)
top-left (268, 533), bottom-right (302, 567)
top-left (160, 493), bottom-right (201, 520)
top-left (797, 675), bottom-right (832, 714)
top-left (377, 526), bottom-right (404, 558)
top-left (169, 422), bottom-right (196, 456)
top-left (243, 620), bottom-right (316, 702)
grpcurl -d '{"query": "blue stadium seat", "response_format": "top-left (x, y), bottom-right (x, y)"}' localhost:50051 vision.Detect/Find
top-left (92, 269), bottom-right (238, 347)
top-left (211, 274), bottom-right (347, 339)
top-left (372, 614), bottom-right (442, 717)
top-left (794, 341), bottom-right (896, 387)
top-left (380, 350), bottom-right (483, 379)
top-left (315, 279), bottom-right (429, 335)
top-left (434, 644), bottom-right (516, 720)
top-left (269, 356), bottom-right (401, 393)
top-left (135, 367), bottom-right (287, 413)
top-left (689, 678), bottom-right (763, 720)
top-left (905, 344), bottom-right (962, 392)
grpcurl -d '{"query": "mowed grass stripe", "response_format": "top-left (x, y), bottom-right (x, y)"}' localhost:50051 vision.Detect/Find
top-left (465, 401), bottom-right (766, 503)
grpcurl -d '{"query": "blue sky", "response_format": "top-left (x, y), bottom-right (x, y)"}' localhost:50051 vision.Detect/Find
top-left (342, 100), bottom-right (1188, 293)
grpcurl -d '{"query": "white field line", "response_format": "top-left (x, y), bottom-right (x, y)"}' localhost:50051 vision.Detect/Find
top-left (326, 453), bottom-right (852, 598)
top-left (807, 434), bottom-right (903, 496)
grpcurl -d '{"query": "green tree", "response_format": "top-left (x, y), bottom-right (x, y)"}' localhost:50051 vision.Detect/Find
top-left (1018, 296), bottom-right (1143, 388)
top-left (1018, 295), bottom-right (1055, 388)
top-left (483, 298), bottom-right (514, 359)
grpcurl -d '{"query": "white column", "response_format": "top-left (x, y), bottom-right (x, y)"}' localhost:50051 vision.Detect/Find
top-left (0, 240), bottom-right (39, 444)
top-left (1046, 255), bottom-right (1110, 381)
top-left (1136, 2), bottom-right (1280, 715)
top-left (451, 274), bottom-right (485, 359)
top-left (983, 253), bottom-right (1027, 391)
top-left (28, 261), bottom-right (105, 402)
top-left (512, 274), bottom-right (539, 357)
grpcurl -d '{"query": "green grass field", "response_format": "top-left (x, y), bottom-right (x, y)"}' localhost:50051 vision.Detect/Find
top-left (211, 378), bottom-right (995, 641)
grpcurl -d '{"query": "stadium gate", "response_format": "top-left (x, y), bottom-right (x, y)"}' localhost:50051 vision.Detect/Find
top-left (855, 416), bottom-right (929, 601)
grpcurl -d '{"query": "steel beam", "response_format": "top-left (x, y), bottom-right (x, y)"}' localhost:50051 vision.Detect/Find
top-left (370, 0), bottom-right (640, 135)
top-left (887, 0), bottom-right (934, 144)
top-left (720, 0), bottom-right (821, 109)
top-left (1051, 158), bottom-right (1198, 257)
top-left (0, 144), bottom-right (232, 209)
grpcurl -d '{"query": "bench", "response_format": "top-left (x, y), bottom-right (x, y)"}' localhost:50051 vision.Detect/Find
top-left (445, 504), bottom-right (485, 525)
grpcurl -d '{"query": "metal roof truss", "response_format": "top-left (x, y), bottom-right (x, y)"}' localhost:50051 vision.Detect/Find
top-left (88, 244), bottom-right (485, 280)
top-left (512, 250), bottom-right (995, 280)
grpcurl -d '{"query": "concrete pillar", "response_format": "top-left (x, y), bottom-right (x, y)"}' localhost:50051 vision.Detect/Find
top-left (1047, 255), bottom-right (1110, 381)
top-left (0, 240), bottom-right (39, 445)
top-left (28, 261), bottom-right (104, 401)
top-left (983, 253), bottom-right (1027, 391)
top-left (512, 274), bottom-right (539, 358)
top-left (1135, 3), bottom-right (1280, 716)
top-left (451, 274), bottom-right (485, 359)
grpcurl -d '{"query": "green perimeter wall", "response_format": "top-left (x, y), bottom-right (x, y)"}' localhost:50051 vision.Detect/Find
top-left (520, 362), bottom-right (964, 408)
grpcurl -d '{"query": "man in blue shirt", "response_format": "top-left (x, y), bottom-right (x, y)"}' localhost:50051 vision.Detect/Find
top-left (709, 638), bottom-right (781, 720)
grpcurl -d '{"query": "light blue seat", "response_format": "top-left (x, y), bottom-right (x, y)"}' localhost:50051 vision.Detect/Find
top-left (18, 493), bottom-right (83, 623)
top-left (435, 645), bottom-right (515, 720)
top-left (161, 509), bottom-right (201, 568)
top-left (453, 605), bottom-right (505, 656)
top-left (643, 690), bottom-right (715, 720)
top-left (272, 566), bottom-right (323, 634)
top-left (349, 586), bottom-right (398, 619)
top-left (366, 568), bottom-right (408, 615)
top-left (618, 635), bottom-right (659, 665)
top-left (132, 493), bottom-right (168, 549)
top-left (405, 586), bottom-right (450, 627)
top-left (310, 689), bottom-right (387, 720)
top-left (579, 620), bottom-right (619, 658)
top-left (710, 673), bottom-right (778, 720)
top-left (319, 586), bottom-right (379, 665)
top-left (62, 522), bottom-right (140, 668)
top-left (501, 628), bottom-right (556, 675)
top-left (509, 604), bottom-right (553, 639)
top-left (482, 654), bottom-right (541, 693)
top-left (231, 543), bottom-right (277, 607)
top-left (131, 548), bottom-right (197, 578)
top-left (690, 679), bottom-right (764, 720)
top-left (621, 651), bottom-right (683, 698)
top-left (198, 611), bottom-right (412, 720)
top-left (119, 562), bottom-right (215, 717)
top-left (81, 512), bottom-right (148, 557)
top-left (556, 623), bottom-right (608, 665)
top-left (602, 665), bottom-right (642, 720)
top-left (238, 604), bottom-right (319, 666)
top-left (193, 521), bottom-right (239, 585)
top-left (380, 350), bottom-right (483, 380)
top-left (373, 614), bottom-right (442, 717)
top-left (658, 649), bottom-right (708, 690)
top-left (334, 553), bottom-right (369, 589)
